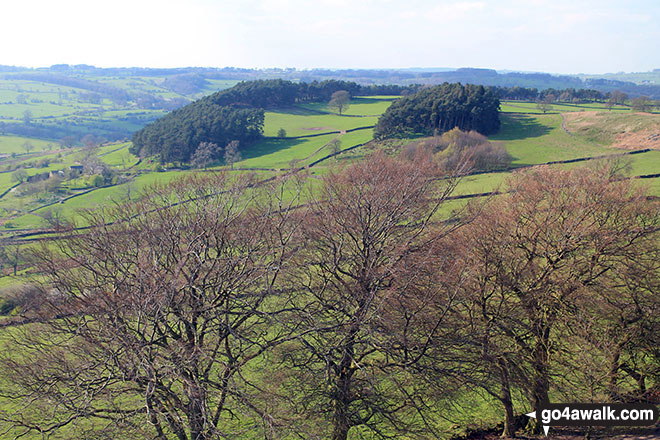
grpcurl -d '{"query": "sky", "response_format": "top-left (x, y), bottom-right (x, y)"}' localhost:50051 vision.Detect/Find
top-left (2, 0), bottom-right (659, 74)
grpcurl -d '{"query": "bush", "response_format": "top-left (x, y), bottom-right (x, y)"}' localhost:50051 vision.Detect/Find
top-left (401, 128), bottom-right (512, 172)
top-left (90, 174), bottom-right (105, 187)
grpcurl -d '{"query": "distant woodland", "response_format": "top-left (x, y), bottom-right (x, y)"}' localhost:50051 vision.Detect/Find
top-left (375, 83), bottom-right (501, 139)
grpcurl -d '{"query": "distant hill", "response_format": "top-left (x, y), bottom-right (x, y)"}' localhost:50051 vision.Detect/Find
top-left (4, 64), bottom-right (660, 98)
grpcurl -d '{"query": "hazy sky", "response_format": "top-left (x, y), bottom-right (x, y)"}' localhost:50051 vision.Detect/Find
top-left (2, 0), bottom-right (659, 74)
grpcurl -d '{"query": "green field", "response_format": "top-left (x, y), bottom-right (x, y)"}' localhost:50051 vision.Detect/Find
top-left (264, 110), bottom-right (377, 137)
top-left (499, 100), bottom-right (632, 114)
top-left (0, 135), bottom-right (53, 155)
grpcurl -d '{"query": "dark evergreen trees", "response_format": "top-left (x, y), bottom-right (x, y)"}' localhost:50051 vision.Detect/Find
top-left (130, 102), bottom-right (263, 163)
top-left (374, 83), bottom-right (501, 139)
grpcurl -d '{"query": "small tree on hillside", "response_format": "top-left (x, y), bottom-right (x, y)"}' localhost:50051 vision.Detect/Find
top-left (22, 110), bottom-right (33, 124)
top-left (610, 90), bottom-right (628, 105)
top-left (10, 169), bottom-right (29, 183)
top-left (22, 141), bottom-right (34, 154)
top-left (224, 140), bottom-right (241, 169)
top-left (536, 95), bottom-right (554, 114)
top-left (329, 90), bottom-right (350, 115)
top-left (327, 138), bottom-right (342, 158)
top-left (81, 134), bottom-right (97, 149)
top-left (60, 136), bottom-right (76, 148)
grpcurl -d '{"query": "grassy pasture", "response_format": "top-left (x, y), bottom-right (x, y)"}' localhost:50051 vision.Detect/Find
top-left (298, 96), bottom-right (396, 116)
top-left (562, 111), bottom-right (660, 148)
top-left (491, 113), bottom-right (612, 165)
top-left (500, 100), bottom-right (631, 114)
top-left (0, 135), bottom-right (53, 155)
top-left (263, 109), bottom-right (377, 137)
top-left (237, 134), bottom-right (338, 169)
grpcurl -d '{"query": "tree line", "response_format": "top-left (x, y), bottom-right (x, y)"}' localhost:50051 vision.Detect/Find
top-left (493, 86), bottom-right (608, 102)
top-left (1, 152), bottom-right (658, 440)
top-left (374, 83), bottom-right (501, 139)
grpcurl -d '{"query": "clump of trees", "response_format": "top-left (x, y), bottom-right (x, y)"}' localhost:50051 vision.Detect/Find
top-left (1, 156), bottom-right (659, 440)
top-left (402, 128), bottom-right (512, 171)
top-left (374, 83), bottom-right (501, 139)
top-left (130, 101), bottom-right (263, 163)
top-left (494, 86), bottom-right (607, 102)
top-left (190, 141), bottom-right (221, 169)
top-left (631, 95), bottom-right (655, 113)
top-left (447, 165), bottom-right (660, 435)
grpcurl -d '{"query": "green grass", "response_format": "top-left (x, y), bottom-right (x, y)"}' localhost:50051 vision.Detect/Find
top-left (237, 134), bottom-right (339, 169)
top-left (0, 136), bottom-right (53, 155)
top-left (264, 110), bottom-right (377, 137)
top-left (491, 113), bottom-right (612, 166)
top-left (0, 172), bottom-right (16, 194)
top-left (97, 143), bottom-right (138, 168)
top-left (500, 100), bottom-right (631, 114)
top-left (298, 96), bottom-right (395, 116)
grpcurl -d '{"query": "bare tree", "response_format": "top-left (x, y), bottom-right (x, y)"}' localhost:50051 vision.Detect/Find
top-left (0, 173), bottom-right (304, 440)
top-left (329, 90), bottom-right (351, 115)
top-left (224, 140), bottom-right (241, 169)
top-left (283, 152), bottom-right (466, 440)
top-left (631, 96), bottom-right (654, 113)
top-left (453, 164), bottom-right (660, 435)
top-left (535, 95), bottom-right (554, 114)
top-left (81, 134), bottom-right (97, 149)
top-left (327, 137), bottom-right (342, 157)
top-left (568, 231), bottom-right (660, 403)
top-left (610, 90), bottom-right (628, 105)
top-left (22, 110), bottom-right (32, 124)
top-left (2, 245), bottom-right (23, 276)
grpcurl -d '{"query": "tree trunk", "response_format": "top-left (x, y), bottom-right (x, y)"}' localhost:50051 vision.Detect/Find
top-left (531, 329), bottom-right (551, 434)
top-left (498, 360), bottom-right (516, 438)
top-left (608, 347), bottom-right (621, 400)
top-left (332, 364), bottom-right (352, 440)
top-left (187, 384), bottom-right (207, 440)
top-left (332, 330), bottom-right (356, 440)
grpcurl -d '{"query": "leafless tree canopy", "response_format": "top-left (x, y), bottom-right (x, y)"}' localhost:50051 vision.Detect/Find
top-left (0, 155), bottom-right (659, 440)
top-left (0, 173), bottom-right (303, 440)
